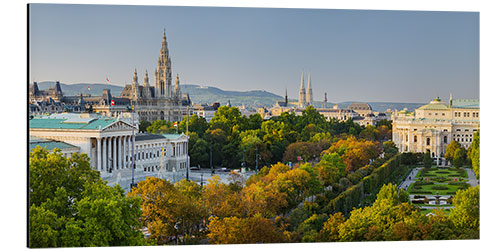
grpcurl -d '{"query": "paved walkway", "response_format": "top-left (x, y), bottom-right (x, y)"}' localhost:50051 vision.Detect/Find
top-left (398, 167), bottom-right (421, 191)
top-left (466, 168), bottom-right (479, 187)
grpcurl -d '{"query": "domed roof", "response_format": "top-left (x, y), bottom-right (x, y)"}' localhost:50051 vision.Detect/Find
top-left (417, 97), bottom-right (449, 110)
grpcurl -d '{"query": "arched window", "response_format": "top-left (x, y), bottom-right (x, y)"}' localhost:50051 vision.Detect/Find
top-left (444, 136), bottom-right (448, 143)
top-left (414, 136), bottom-right (417, 143)
top-left (426, 138), bottom-right (431, 146)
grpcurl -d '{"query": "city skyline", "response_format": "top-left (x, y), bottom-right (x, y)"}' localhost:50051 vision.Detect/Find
top-left (29, 4), bottom-right (479, 103)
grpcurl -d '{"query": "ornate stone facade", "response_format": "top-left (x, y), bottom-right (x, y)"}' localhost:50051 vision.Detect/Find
top-left (392, 96), bottom-right (480, 164)
top-left (120, 31), bottom-right (191, 122)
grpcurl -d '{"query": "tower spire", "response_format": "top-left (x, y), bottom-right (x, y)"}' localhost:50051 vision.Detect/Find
top-left (299, 71), bottom-right (306, 108)
top-left (306, 71), bottom-right (313, 106)
top-left (133, 68), bottom-right (138, 86)
top-left (144, 70), bottom-right (149, 86)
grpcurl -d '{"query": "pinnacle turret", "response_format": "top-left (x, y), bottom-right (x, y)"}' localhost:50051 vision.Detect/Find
top-left (133, 68), bottom-right (138, 86)
top-left (144, 70), bottom-right (149, 86)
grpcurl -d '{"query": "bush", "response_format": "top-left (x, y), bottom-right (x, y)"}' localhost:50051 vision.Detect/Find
top-left (435, 171), bottom-right (450, 174)
top-left (432, 185), bottom-right (449, 191)
top-left (412, 186), bottom-right (422, 190)
top-left (414, 195), bottom-right (426, 199)
top-left (413, 191), bottom-right (433, 194)
top-left (412, 199), bottom-right (425, 204)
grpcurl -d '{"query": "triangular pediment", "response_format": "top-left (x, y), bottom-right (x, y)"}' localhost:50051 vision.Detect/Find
top-left (101, 120), bottom-right (136, 132)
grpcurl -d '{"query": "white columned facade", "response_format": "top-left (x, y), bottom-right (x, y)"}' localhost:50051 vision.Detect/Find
top-left (97, 138), bottom-right (102, 171)
top-left (118, 136), bottom-right (123, 169)
top-left (123, 136), bottom-right (128, 168)
top-left (103, 137), bottom-right (108, 172)
top-left (113, 136), bottom-right (117, 171)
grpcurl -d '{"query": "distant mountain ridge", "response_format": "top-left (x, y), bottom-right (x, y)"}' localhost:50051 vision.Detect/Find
top-left (35, 81), bottom-right (424, 112)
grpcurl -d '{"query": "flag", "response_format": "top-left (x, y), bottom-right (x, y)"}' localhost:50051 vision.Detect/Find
top-left (111, 100), bottom-right (115, 106)
top-left (173, 121), bottom-right (178, 127)
top-left (106, 77), bottom-right (110, 83)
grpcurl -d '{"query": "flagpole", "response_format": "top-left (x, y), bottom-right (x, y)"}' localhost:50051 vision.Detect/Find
top-left (186, 105), bottom-right (189, 181)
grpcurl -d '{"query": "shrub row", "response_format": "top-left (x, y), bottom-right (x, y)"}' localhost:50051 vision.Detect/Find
top-left (432, 185), bottom-right (449, 191)
top-left (324, 154), bottom-right (407, 215)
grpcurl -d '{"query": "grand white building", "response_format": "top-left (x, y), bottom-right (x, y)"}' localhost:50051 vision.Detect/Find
top-left (392, 96), bottom-right (479, 164)
top-left (29, 113), bottom-right (189, 188)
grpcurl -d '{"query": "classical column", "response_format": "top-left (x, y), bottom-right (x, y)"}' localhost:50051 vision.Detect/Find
top-left (97, 138), bottom-right (102, 171)
top-left (128, 136), bottom-right (132, 168)
top-left (103, 137), bottom-right (108, 172)
top-left (113, 136), bottom-right (117, 171)
top-left (123, 136), bottom-right (128, 169)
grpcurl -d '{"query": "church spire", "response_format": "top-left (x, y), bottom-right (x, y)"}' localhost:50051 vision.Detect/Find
top-left (133, 68), bottom-right (138, 86)
top-left (174, 73), bottom-right (181, 98)
top-left (144, 70), bottom-right (149, 86)
top-left (306, 72), bottom-right (313, 106)
top-left (299, 71), bottom-right (306, 108)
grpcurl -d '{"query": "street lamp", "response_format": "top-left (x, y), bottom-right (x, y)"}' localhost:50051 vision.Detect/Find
top-left (186, 105), bottom-right (190, 181)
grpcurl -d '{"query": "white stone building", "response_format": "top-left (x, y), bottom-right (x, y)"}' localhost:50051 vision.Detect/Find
top-left (392, 96), bottom-right (479, 164)
top-left (29, 113), bottom-right (189, 189)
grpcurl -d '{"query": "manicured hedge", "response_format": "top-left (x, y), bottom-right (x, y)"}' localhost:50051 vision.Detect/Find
top-left (324, 154), bottom-right (408, 215)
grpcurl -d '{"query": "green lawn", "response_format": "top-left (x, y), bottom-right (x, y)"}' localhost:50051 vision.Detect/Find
top-left (408, 182), bottom-right (469, 195)
top-left (418, 167), bottom-right (468, 177)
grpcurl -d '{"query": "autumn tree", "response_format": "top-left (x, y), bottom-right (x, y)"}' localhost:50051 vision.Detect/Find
top-left (202, 175), bottom-right (242, 218)
top-left (207, 214), bottom-right (285, 244)
top-left (319, 212), bottom-right (345, 242)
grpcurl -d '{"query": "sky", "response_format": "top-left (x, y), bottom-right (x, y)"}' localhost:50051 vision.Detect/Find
top-left (29, 4), bottom-right (479, 103)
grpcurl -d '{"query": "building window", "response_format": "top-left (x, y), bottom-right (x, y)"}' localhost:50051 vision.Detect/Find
top-left (456, 129), bottom-right (461, 132)
top-left (426, 138), bottom-right (431, 146)
top-left (444, 136), bottom-right (448, 143)
top-left (444, 129), bottom-right (448, 132)
top-left (414, 136), bottom-right (417, 143)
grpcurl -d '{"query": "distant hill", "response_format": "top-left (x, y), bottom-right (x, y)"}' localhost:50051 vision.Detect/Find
top-left (37, 81), bottom-right (124, 97)
top-left (181, 84), bottom-right (282, 107)
top-left (36, 82), bottom-right (424, 111)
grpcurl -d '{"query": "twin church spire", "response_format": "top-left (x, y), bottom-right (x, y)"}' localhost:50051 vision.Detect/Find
top-left (298, 71), bottom-right (313, 108)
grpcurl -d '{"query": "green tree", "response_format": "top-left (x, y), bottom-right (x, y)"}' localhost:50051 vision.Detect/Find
top-left (139, 120), bottom-right (152, 133)
top-left (449, 186), bottom-right (479, 232)
top-left (29, 147), bottom-right (145, 247)
top-left (452, 146), bottom-right (466, 168)
top-left (468, 131), bottom-right (480, 178)
top-left (423, 151), bottom-right (433, 168)
top-left (383, 141), bottom-right (398, 159)
top-left (444, 140), bottom-right (461, 163)
top-left (317, 153), bottom-right (346, 187)
top-left (190, 138), bottom-right (209, 168)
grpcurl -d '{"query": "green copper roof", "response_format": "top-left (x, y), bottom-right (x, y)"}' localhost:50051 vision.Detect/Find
top-left (161, 134), bottom-right (184, 139)
top-left (30, 116), bottom-right (117, 130)
top-left (453, 99), bottom-right (479, 109)
top-left (29, 137), bottom-right (79, 151)
top-left (417, 102), bottom-right (449, 110)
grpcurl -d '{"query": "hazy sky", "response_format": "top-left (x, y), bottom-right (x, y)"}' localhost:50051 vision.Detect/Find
top-left (29, 4), bottom-right (479, 103)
